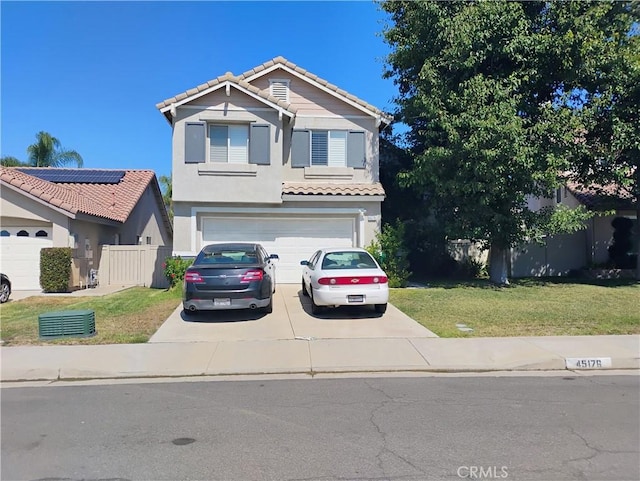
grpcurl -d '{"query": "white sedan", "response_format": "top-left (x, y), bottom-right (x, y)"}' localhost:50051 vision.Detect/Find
top-left (300, 248), bottom-right (389, 315)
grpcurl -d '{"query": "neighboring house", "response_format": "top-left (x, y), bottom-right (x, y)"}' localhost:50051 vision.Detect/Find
top-left (448, 182), bottom-right (637, 277)
top-left (156, 56), bottom-right (392, 282)
top-left (0, 167), bottom-right (172, 290)
top-left (510, 183), bottom-right (637, 277)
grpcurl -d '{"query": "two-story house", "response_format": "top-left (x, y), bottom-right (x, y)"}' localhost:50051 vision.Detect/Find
top-left (156, 57), bottom-right (392, 282)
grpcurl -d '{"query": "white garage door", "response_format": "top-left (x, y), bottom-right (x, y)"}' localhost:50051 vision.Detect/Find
top-left (202, 217), bottom-right (355, 283)
top-left (0, 228), bottom-right (53, 290)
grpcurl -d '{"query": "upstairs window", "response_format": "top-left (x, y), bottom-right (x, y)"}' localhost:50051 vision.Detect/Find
top-left (292, 130), bottom-right (365, 169)
top-left (269, 79), bottom-right (290, 102)
top-left (210, 125), bottom-right (249, 164)
top-left (184, 122), bottom-right (270, 165)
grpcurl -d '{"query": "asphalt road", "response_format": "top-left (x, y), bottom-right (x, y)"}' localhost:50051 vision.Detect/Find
top-left (2, 374), bottom-right (638, 481)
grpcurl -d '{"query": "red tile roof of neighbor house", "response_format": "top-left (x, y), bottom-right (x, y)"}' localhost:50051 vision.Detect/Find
top-left (0, 167), bottom-right (158, 223)
top-left (567, 181), bottom-right (636, 210)
top-left (282, 182), bottom-right (386, 196)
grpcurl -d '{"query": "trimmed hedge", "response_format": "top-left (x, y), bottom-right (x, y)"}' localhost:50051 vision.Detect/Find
top-left (40, 247), bottom-right (72, 293)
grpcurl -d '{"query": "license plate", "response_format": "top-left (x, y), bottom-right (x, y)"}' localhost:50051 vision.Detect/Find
top-left (347, 295), bottom-right (364, 303)
top-left (214, 298), bottom-right (231, 307)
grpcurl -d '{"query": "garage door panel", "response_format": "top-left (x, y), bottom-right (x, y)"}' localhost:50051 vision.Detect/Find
top-left (0, 236), bottom-right (52, 290)
top-left (202, 217), bottom-right (355, 283)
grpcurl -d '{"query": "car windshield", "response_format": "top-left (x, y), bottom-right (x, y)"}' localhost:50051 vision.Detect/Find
top-left (196, 249), bottom-right (259, 265)
top-left (321, 251), bottom-right (377, 270)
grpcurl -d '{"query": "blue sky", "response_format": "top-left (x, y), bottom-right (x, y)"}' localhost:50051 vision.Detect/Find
top-left (1, 0), bottom-right (397, 179)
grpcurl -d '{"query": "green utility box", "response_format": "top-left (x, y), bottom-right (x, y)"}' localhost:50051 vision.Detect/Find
top-left (38, 310), bottom-right (96, 339)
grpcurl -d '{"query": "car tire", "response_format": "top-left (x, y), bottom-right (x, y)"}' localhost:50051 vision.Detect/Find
top-left (374, 303), bottom-right (387, 314)
top-left (301, 278), bottom-right (309, 297)
top-left (263, 295), bottom-right (273, 314)
top-left (310, 288), bottom-right (323, 315)
top-left (0, 281), bottom-right (10, 303)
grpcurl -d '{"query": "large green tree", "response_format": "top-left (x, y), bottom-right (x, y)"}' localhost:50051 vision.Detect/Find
top-left (26, 131), bottom-right (83, 167)
top-left (381, 0), bottom-right (638, 283)
top-left (566, 2), bottom-right (640, 279)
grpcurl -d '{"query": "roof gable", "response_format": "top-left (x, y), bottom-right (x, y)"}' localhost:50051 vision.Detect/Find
top-left (156, 72), bottom-right (296, 123)
top-left (157, 56), bottom-right (392, 125)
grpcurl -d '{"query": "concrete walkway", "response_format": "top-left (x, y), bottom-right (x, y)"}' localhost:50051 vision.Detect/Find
top-left (1, 286), bottom-right (639, 383)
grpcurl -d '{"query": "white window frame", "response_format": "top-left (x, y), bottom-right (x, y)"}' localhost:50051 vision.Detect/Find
top-left (208, 124), bottom-right (249, 164)
top-left (310, 130), bottom-right (348, 167)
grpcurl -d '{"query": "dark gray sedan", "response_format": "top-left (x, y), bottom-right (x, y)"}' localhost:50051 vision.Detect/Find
top-left (182, 243), bottom-right (278, 313)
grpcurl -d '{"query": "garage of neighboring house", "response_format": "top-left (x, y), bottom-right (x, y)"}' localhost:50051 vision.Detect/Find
top-left (201, 215), bottom-right (356, 283)
top-left (0, 226), bottom-right (53, 290)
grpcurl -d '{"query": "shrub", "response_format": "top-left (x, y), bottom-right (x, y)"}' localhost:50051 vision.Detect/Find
top-left (366, 220), bottom-right (412, 288)
top-left (40, 247), bottom-right (72, 293)
top-left (163, 256), bottom-right (193, 288)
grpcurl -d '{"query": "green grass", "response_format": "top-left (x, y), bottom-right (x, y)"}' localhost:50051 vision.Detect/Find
top-left (390, 278), bottom-right (640, 337)
top-left (1, 280), bottom-right (638, 344)
top-left (0, 287), bottom-right (182, 346)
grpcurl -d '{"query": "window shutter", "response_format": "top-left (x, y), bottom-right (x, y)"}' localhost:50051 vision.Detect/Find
top-left (311, 131), bottom-right (328, 166)
top-left (347, 131), bottom-right (366, 169)
top-left (249, 124), bottom-right (270, 165)
top-left (209, 125), bottom-right (228, 163)
top-left (291, 130), bottom-right (310, 168)
top-left (185, 122), bottom-right (205, 163)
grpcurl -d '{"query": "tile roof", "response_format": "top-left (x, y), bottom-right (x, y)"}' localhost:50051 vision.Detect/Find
top-left (156, 71), bottom-right (297, 116)
top-left (282, 182), bottom-right (386, 197)
top-left (0, 167), bottom-right (159, 223)
top-left (567, 181), bottom-right (636, 210)
top-left (157, 56), bottom-right (392, 124)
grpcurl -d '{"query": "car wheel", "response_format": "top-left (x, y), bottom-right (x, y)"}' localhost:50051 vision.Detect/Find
top-left (263, 295), bottom-right (273, 314)
top-left (0, 282), bottom-right (10, 303)
top-left (310, 288), bottom-right (323, 315)
top-left (301, 278), bottom-right (309, 297)
top-left (374, 303), bottom-right (387, 314)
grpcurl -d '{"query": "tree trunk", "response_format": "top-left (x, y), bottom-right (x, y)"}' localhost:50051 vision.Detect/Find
top-left (489, 243), bottom-right (510, 285)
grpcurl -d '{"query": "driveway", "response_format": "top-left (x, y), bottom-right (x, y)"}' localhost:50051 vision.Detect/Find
top-left (149, 284), bottom-right (437, 343)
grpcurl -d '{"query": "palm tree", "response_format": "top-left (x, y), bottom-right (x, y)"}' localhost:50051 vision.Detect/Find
top-left (26, 131), bottom-right (83, 167)
top-left (159, 174), bottom-right (173, 223)
top-left (0, 156), bottom-right (26, 167)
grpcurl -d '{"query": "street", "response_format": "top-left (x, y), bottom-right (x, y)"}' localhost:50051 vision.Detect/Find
top-left (2, 374), bottom-right (638, 481)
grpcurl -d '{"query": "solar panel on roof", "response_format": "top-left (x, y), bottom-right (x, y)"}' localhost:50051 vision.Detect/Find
top-left (16, 169), bottom-right (126, 184)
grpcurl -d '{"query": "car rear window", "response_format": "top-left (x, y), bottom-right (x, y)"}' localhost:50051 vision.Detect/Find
top-left (321, 252), bottom-right (377, 270)
top-left (196, 249), bottom-right (259, 265)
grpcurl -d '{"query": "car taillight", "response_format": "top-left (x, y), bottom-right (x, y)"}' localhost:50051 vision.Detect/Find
top-left (318, 276), bottom-right (388, 285)
top-left (184, 272), bottom-right (204, 283)
top-left (241, 270), bottom-right (264, 283)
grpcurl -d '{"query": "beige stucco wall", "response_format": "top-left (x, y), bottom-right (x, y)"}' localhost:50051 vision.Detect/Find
top-left (120, 186), bottom-right (172, 247)
top-left (250, 71), bottom-right (368, 117)
top-left (1, 185), bottom-right (70, 245)
top-left (172, 97), bottom-right (283, 205)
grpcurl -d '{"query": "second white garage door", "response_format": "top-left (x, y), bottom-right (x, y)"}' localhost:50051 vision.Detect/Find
top-left (0, 232), bottom-right (53, 290)
top-left (202, 217), bottom-right (355, 283)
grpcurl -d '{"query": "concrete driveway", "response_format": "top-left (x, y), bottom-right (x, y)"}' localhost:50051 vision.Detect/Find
top-left (149, 284), bottom-right (437, 343)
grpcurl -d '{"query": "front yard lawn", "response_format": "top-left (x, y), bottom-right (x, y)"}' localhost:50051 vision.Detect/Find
top-left (1, 279), bottom-right (638, 345)
top-left (391, 278), bottom-right (640, 337)
top-left (0, 287), bottom-right (182, 346)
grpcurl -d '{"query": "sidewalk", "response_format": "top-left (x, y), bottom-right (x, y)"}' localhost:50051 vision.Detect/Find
top-left (1, 286), bottom-right (639, 383)
top-left (2, 334), bottom-right (638, 382)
